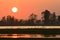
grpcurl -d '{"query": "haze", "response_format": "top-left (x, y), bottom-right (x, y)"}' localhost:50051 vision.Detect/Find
top-left (0, 0), bottom-right (60, 20)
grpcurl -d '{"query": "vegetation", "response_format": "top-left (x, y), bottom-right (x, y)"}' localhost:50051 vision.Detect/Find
top-left (0, 10), bottom-right (60, 26)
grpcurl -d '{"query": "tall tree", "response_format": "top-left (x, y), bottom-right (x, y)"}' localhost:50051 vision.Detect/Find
top-left (28, 13), bottom-right (37, 25)
top-left (41, 10), bottom-right (51, 25)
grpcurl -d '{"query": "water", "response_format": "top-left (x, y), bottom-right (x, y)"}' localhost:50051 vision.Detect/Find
top-left (0, 34), bottom-right (60, 38)
top-left (0, 26), bottom-right (60, 29)
top-left (0, 26), bottom-right (60, 38)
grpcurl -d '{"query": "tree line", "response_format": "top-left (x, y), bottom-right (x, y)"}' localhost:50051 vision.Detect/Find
top-left (0, 10), bottom-right (60, 26)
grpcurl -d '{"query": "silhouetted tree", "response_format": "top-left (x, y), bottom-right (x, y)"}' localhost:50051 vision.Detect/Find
top-left (6, 15), bottom-right (11, 25)
top-left (36, 20), bottom-right (41, 25)
top-left (18, 19), bottom-right (25, 26)
top-left (28, 13), bottom-right (37, 25)
top-left (41, 10), bottom-right (51, 25)
top-left (0, 16), bottom-right (6, 25)
top-left (0, 10), bottom-right (59, 26)
top-left (57, 15), bottom-right (60, 25)
top-left (50, 12), bottom-right (56, 25)
top-left (6, 15), bottom-right (18, 25)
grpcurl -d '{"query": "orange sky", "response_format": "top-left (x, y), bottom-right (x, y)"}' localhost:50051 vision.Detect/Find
top-left (0, 0), bottom-right (60, 20)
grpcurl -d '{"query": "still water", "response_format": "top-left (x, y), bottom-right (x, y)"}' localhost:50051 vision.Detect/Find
top-left (0, 26), bottom-right (60, 38)
top-left (0, 26), bottom-right (60, 29)
top-left (0, 34), bottom-right (60, 38)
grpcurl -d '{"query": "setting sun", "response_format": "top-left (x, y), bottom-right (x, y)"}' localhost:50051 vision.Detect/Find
top-left (0, 0), bottom-right (60, 20)
top-left (12, 7), bottom-right (18, 13)
top-left (0, 0), bottom-right (60, 38)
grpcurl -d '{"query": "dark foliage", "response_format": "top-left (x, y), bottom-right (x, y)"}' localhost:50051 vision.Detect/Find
top-left (0, 10), bottom-right (60, 26)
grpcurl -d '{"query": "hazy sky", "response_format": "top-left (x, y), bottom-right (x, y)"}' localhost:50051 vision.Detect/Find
top-left (0, 0), bottom-right (60, 20)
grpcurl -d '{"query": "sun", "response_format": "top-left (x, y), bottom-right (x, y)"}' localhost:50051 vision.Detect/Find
top-left (12, 7), bottom-right (18, 13)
